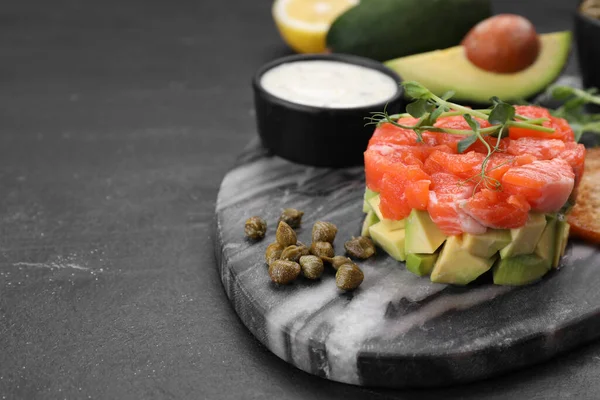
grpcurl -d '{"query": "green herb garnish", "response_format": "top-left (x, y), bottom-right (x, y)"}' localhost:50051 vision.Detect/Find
top-left (366, 81), bottom-right (555, 191)
top-left (547, 84), bottom-right (600, 142)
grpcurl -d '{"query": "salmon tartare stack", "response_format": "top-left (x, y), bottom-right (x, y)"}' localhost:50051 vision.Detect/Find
top-left (362, 82), bottom-right (585, 286)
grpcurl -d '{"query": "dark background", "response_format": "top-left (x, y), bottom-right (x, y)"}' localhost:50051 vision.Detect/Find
top-left (0, 0), bottom-right (591, 398)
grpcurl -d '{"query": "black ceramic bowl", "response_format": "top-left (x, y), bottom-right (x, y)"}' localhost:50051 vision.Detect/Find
top-left (575, 8), bottom-right (600, 90)
top-left (252, 54), bottom-right (405, 168)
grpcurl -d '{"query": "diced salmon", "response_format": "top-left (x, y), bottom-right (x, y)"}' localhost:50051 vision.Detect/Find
top-left (405, 180), bottom-right (431, 210)
top-left (368, 118), bottom-right (420, 147)
top-left (467, 136), bottom-right (510, 154)
top-left (483, 152), bottom-right (515, 184)
top-left (379, 165), bottom-right (430, 220)
top-left (502, 158), bottom-right (575, 213)
top-left (507, 137), bottom-right (565, 160)
top-left (427, 173), bottom-right (486, 235)
top-left (424, 150), bottom-right (485, 179)
top-left (550, 116), bottom-right (576, 142)
top-left (515, 154), bottom-right (538, 166)
top-left (559, 142), bottom-right (586, 186)
top-left (434, 115), bottom-right (491, 130)
top-left (462, 189), bottom-right (531, 229)
top-left (364, 145), bottom-right (424, 192)
top-left (509, 106), bottom-right (574, 142)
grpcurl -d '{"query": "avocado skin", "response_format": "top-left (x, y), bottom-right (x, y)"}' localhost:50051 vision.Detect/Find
top-left (326, 0), bottom-right (491, 62)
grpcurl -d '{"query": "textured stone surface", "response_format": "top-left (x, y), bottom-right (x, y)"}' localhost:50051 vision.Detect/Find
top-left (215, 139), bottom-right (600, 388)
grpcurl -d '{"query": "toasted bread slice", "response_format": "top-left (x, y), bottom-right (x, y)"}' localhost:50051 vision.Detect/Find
top-left (568, 147), bottom-right (600, 243)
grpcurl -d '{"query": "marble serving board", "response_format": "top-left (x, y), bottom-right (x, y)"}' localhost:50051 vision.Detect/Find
top-left (214, 139), bottom-right (600, 388)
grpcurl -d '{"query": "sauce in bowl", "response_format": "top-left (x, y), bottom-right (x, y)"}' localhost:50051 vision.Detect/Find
top-left (260, 60), bottom-right (399, 109)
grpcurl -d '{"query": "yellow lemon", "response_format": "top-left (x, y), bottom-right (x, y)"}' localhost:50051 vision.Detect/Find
top-left (272, 0), bottom-right (359, 54)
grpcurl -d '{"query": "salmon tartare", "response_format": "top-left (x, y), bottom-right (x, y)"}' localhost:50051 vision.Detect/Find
top-left (363, 98), bottom-right (585, 286)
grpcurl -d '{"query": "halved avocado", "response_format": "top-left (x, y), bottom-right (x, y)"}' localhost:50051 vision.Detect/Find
top-left (385, 31), bottom-right (571, 104)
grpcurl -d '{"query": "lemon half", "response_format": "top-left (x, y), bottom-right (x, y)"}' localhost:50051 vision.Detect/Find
top-left (272, 0), bottom-right (359, 54)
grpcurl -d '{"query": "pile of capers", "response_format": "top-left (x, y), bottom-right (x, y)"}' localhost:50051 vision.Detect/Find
top-left (247, 208), bottom-right (374, 291)
top-left (267, 220), bottom-right (323, 284)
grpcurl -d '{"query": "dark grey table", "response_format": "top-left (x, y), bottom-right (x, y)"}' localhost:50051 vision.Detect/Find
top-left (0, 0), bottom-right (591, 398)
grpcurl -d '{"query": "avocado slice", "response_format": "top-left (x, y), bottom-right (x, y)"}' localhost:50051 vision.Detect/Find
top-left (367, 195), bottom-right (405, 231)
top-left (493, 254), bottom-right (551, 286)
top-left (406, 253), bottom-right (438, 277)
top-left (385, 32), bottom-right (571, 103)
top-left (499, 213), bottom-right (547, 259)
top-left (553, 220), bottom-right (570, 268)
top-left (363, 188), bottom-right (378, 213)
top-left (405, 209), bottom-right (447, 254)
top-left (462, 229), bottom-right (511, 258)
top-left (369, 222), bottom-right (406, 262)
top-left (535, 216), bottom-right (558, 263)
top-left (430, 235), bottom-right (496, 285)
top-left (361, 210), bottom-right (380, 237)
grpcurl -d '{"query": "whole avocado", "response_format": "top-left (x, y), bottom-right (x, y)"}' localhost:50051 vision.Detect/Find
top-left (326, 0), bottom-right (492, 62)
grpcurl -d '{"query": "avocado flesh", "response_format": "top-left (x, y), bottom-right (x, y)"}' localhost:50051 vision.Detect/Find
top-left (499, 213), bottom-right (547, 259)
top-left (361, 210), bottom-right (380, 237)
top-left (535, 217), bottom-right (557, 262)
top-left (385, 32), bottom-right (571, 103)
top-left (553, 220), bottom-right (570, 268)
top-left (406, 253), bottom-right (438, 277)
top-left (405, 209), bottom-right (447, 254)
top-left (462, 229), bottom-right (511, 258)
top-left (367, 195), bottom-right (406, 231)
top-left (430, 235), bottom-right (496, 285)
top-left (363, 188), bottom-right (378, 213)
top-left (493, 254), bottom-right (551, 286)
top-left (369, 222), bottom-right (406, 262)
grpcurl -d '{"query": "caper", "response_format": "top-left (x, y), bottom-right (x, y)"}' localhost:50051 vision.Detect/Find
top-left (323, 255), bottom-right (353, 271)
top-left (268, 260), bottom-right (301, 284)
top-left (245, 216), bottom-right (267, 240)
top-left (311, 221), bottom-right (338, 243)
top-left (279, 208), bottom-right (304, 229)
top-left (344, 236), bottom-right (376, 259)
top-left (310, 241), bottom-right (334, 258)
top-left (299, 255), bottom-right (324, 280)
top-left (276, 221), bottom-right (297, 248)
top-left (280, 244), bottom-right (310, 262)
top-left (335, 263), bottom-right (364, 291)
top-left (265, 242), bottom-right (284, 265)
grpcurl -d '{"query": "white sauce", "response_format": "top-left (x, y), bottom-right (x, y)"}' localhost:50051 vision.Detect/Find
top-left (260, 60), bottom-right (398, 109)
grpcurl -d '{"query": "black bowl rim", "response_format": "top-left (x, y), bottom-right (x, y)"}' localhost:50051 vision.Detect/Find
top-left (576, 4), bottom-right (600, 27)
top-left (252, 53), bottom-right (404, 115)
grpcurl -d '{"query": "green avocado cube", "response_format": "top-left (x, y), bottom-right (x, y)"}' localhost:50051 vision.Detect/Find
top-left (499, 213), bottom-right (547, 259)
top-left (462, 229), bottom-right (511, 259)
top-left (406, 253), bottom-right (438, 277)
top-left (369, 222), bottom-right (406, 262)
top-left (363, 188), bottom-right (378, 213)
top-left (405, 209), bottom-right (446, 254)
top-left (361, 210), bottom-right (380, 237)
top-left (553, 220), bottom-right (570, 268)
top-left (493, 254), bottom-right (551, 286)
top-left (430, 235), bottom-right (496, 285)
top-left (367, 195), bottom-right (405, 231)
top-left (535, 216), bottom-right (557, 263)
